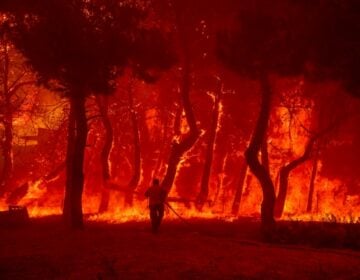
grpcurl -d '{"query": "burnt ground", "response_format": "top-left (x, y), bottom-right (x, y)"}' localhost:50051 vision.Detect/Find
top-left (0, 216), bottom-right (360, 280)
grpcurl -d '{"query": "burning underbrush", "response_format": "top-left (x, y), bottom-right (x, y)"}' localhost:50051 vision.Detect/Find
top-left (0, 176), bottom-right (359, 225)
top-left (0, 63), bottom-right (358, 235)
top-left (1, 176), bottom-right (360, 253)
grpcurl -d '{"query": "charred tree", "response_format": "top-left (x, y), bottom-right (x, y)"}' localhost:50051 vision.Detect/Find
top-left (125, 83), bottom-right (141, 206)
top-left (196, 84), bottom-right (222, 208)
top-left (0, 36), bottom-right (35, 193)
top-left (274, 138), bottom-right (315, 218)
top-left (244, 74), bottom-right (276, 229)
top-left (63, 94), bottom-right (88, 229)
top-left (97, 96), bottom-right (113, 213)
top-left (231, 159), bottom-right (248, 215)
top-left (161, 58), bottom-right (199, 193)
top-left (217, 2), bottom-right (308, 229)
top-left (3, 0), bottom-right (175, 228)
top-left (161, 2), bottom-right (199, 193)
top-left (261, 136), bottom-right (270, 174)
top-left (307, 151), bottom-right (319, 212)
top-left (212, 152), bottom-right (227, 206)
top-left (0, 40), bottom-right (12, 192)
top-left (153, 107), bottom-right (172, 177)
top-left (139, 109), bottom-right (154, 190)
top-left (174, 103), bottom-right (182, 136)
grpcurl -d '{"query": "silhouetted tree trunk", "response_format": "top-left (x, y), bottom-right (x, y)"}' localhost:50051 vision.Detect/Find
top-left (244, 74), bottom-right (276, 230)
top-left (97, 96), bottom-right (113, 213)
top-left (174, 103), bottom-right (182, 136)
top-left (161, 3), bottom-right (199, 193)
top-left (232, 159), bottom-right (248, 215)
top-left (307, 151), bottom-right (319, 212)
top-left (261, 136), bottom-right (269, 173)
top-left (274, 138), bottom-right (315, 218)
top-left (139, 107), bottom-right (154, 191)
top-left (0, 44), bottom-right (12, 192)
top-left (154, 108), bottom-right (171, 177)
top-left (63, 94), bottom-right (88, 229)
top-left (125, 83), bottom-right (141, 205)
top-left (161, 59), bottom-right (199, 193)
top-left (211, 152), bottom-right (227, 206)
top-left (63, 101), bottom-right (75, 223)
top-left (197, 85), bottom-right (221, 208)
top-left (0, 36), bottom-right (36, 193)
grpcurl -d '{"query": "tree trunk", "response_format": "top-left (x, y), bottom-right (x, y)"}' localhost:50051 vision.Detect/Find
top-left (63, 99), bottom-right (75, 223)
top-left (154, 109), bottom-right (170, 177)
top-left (0, 42), bottom-right (12, 193)
top-left (174, 102), bottom-right (182, 136)
top-left (261, 136), bottom-right (269, 174)
top-left (231, 159), bottom-right (248, 215)
top-left (161, 4), bottom-right (199, 193)
top-left (196, 86), bottom-right (221, 208)
top-left (1, 102), bottom-right (13, 192)
top-left (63, 94), bottom-right (88, 229)
top-left (138, 106), bottom-right (155, 191)
top-left (161, 58), bottom-right (199, 193)
top-left (274, 139), bottom-right (315, 218)
top-left (307, 151), bottom-right (319, 212)
top-left (244, 73), bottom-right (276, 230)
top-left (97, 96), bottom-right (113, 213)
top-left (125, 84), bottom-right (141, 206)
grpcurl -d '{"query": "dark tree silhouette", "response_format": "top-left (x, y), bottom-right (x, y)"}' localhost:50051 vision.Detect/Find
top-left (305, 0), bottom-right (360, 99)
top-left (307, 150), bottom-right (320, 213)
top-left (274, 138), bottom-right (315, 218)
top-left (0, 30), bottom-right (37, 193)
top-left (218, 0), bottom-right (360, 229)
top-left (231, 158), bottom-right (248, 215)
top-left (124, 79), bottom-right (141, 206)
top-left (217, 1), bottom-right (307, 229)
top-left (197, 79), bottom-right (222, 208)
top-left (1, 0), bottom-right (174, 228)
top-left (97, 95), bottom-right (113, 213)
top-left (160, 0), bottom-right (200, 194)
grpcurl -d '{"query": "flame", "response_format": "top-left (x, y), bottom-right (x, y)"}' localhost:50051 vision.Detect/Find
top-left (179, 110), bottom-right (190, 134)
top-left (1, 76), bottom-right (359, 225)
top-left (145, 108), bottom-right (158, 135)
top-left (1, 175), bottom-right (358, 223)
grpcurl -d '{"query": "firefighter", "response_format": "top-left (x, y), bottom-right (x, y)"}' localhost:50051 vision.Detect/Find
top-left (145, 178), bottom-right (167, 233)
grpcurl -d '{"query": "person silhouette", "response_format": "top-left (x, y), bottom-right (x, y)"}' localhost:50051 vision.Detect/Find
top-left (145, 178), bottom-right (167, 233)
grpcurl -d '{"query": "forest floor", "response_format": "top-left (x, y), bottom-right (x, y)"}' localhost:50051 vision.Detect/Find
top-left (0, 216), bottom-right (360, 280)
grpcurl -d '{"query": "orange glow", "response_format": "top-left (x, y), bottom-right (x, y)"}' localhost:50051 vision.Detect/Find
top-left (1, 78), bottom-right (359, 225)
top-left (1, 174), bottom-right (359, 223)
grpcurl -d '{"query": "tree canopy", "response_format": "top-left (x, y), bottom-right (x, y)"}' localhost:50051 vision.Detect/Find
top-left (218, 0), bottom-right (360, 97)
top-left (0, 0), bottom-right (175, 95)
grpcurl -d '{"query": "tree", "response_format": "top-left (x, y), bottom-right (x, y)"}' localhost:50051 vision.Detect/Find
top-left (159, 0), bottom-right (200, 194)
top-left (96, 95), bottom-right (113, 213)
top-left (0, 28), bottom-right (37, 193)
top-left (275, 137), bottom-right (315, 217)
top-left (2, 0), bottom-right (174, 228)
top-left (124, 77), bottom-right (141, 206)
top-left (217, 0), bottom-right (360, 227)
top-left (231, 158), bottom-right (248, 215)
top-left (305, 0), bottom-right (360, 99)
top-left (217, 0), bottom-right (307, 229)
top-left (306, 149), bottom-right (319, 213)
top-left (196, 78), bottom-right (222, 208)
